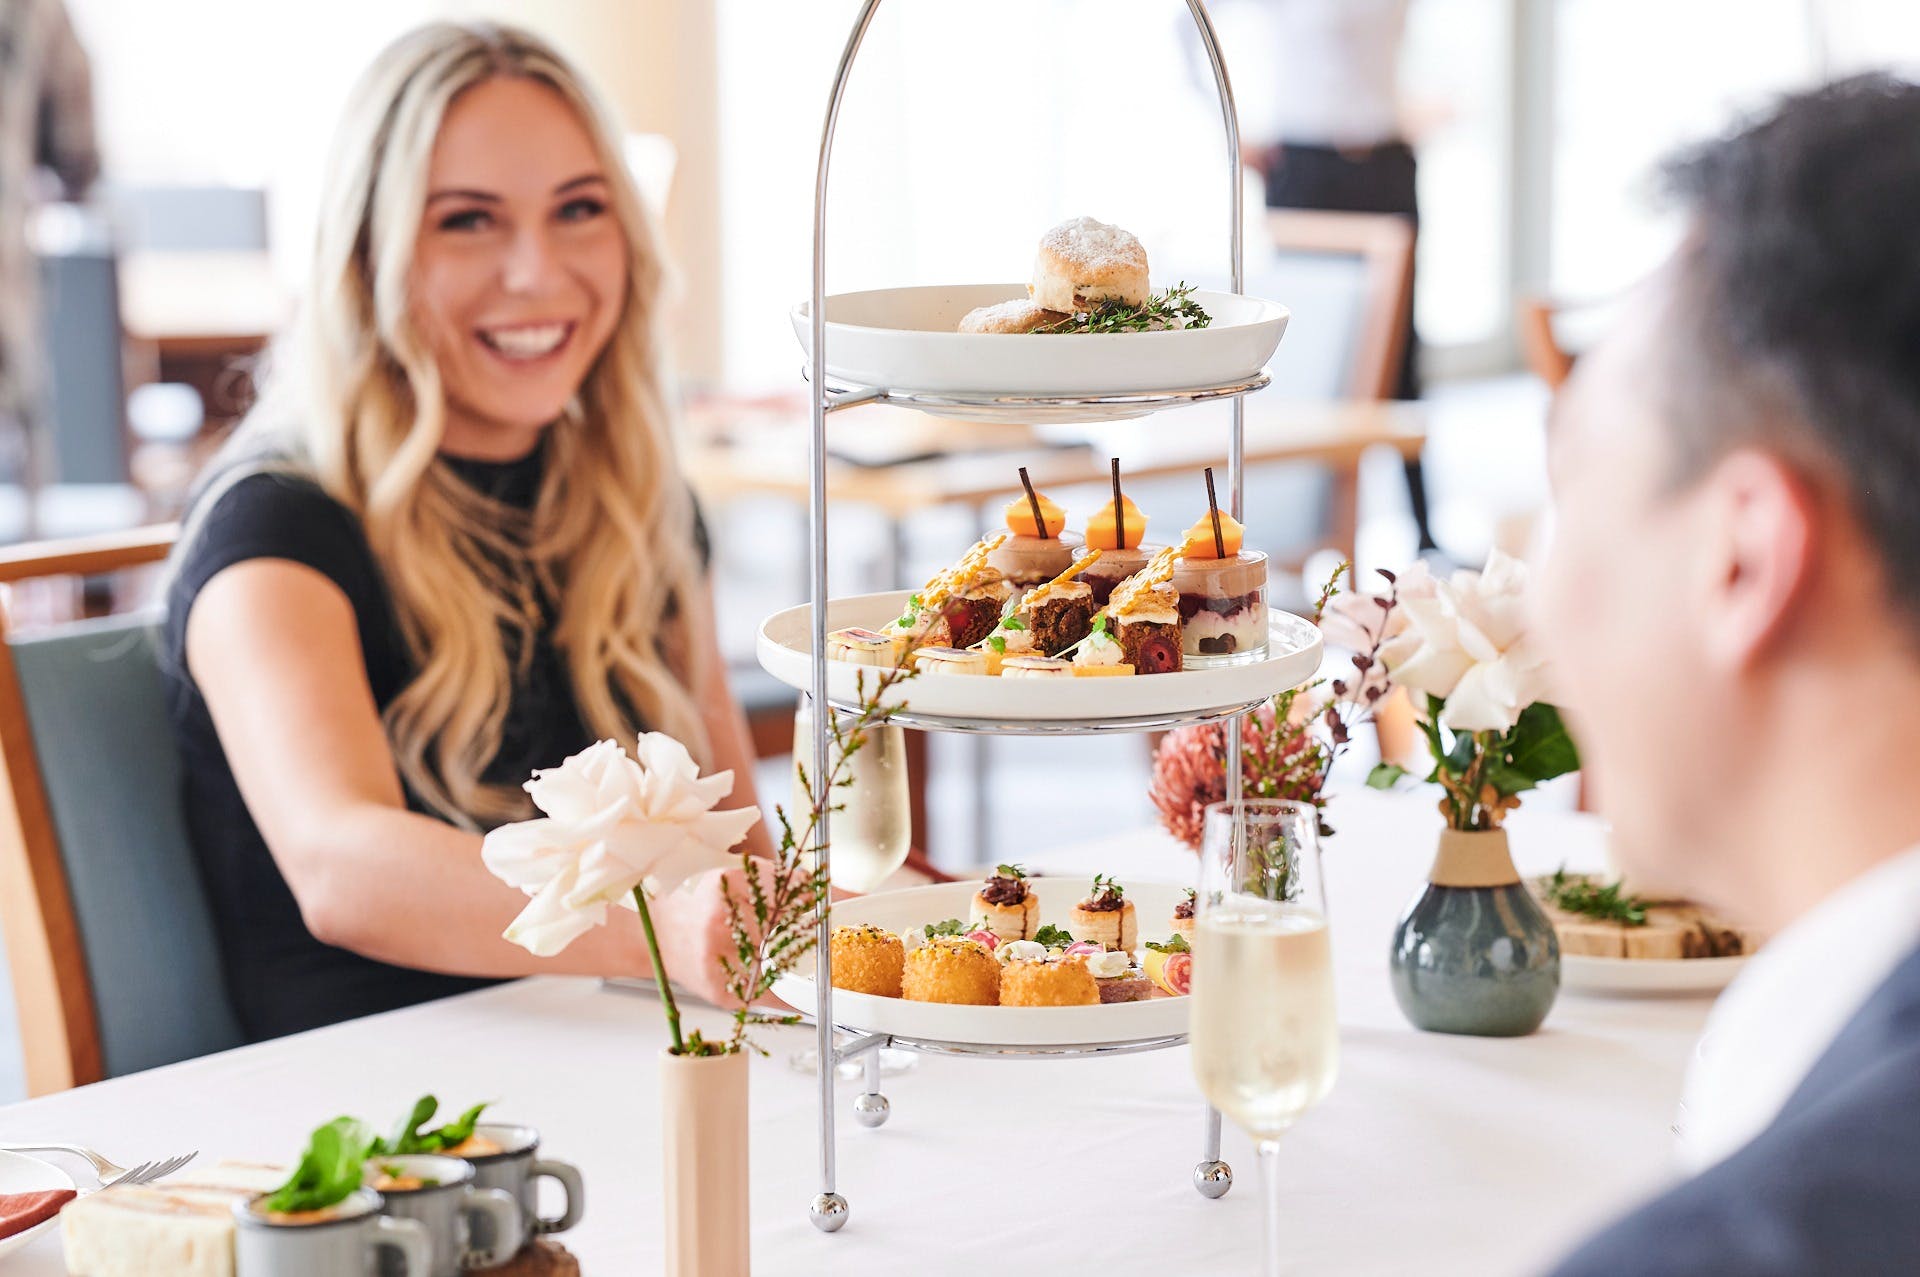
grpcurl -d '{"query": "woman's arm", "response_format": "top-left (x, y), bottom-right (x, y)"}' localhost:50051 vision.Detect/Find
top-left (684, 575), bottom-right (777, 858)
top-left (185, 558), bottom-right (741, 1000)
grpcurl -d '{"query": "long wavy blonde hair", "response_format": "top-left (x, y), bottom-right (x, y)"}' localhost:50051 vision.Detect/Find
top-left (179, 21), bottom-right (709, 827)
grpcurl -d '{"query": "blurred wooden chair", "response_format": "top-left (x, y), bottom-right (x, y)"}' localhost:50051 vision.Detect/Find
top-left (0, 526), bottom-right (248, 1096)
top-left (1518, 296), bottom-right (1577, 391)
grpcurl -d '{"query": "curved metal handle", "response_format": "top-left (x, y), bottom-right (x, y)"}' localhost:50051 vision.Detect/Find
top-left (528, 1158), bottom-right (585, 1234)
top-left (458, 1186), bottom-right (522, 1269)
top-left (375, 1215), bottom-right (433, 1276)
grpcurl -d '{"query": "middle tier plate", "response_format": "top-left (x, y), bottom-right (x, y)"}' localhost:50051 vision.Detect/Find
top-left (757, 590), bottom-right (1323, 733)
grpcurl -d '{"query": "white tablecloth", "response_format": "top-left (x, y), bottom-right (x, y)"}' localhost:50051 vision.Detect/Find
top-left (1, 791), bottom-right (1710, 1275)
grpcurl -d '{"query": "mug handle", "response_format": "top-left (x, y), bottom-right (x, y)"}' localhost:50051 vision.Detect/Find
top-left (459, 1186), bottom-right (522, 1269)
top-left (375, 1215), bottom-right (433, 1276)
top-left (529, 1158), bottom-right (585, 1234)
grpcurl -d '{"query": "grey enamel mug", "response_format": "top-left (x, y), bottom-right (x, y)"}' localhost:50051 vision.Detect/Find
top-left (234, 1188), bottom-right (430, 1276)
top-left (368, 1153), bottom-right (518, 1276)
top-left (461, 1122), bottom-right (585, 1256)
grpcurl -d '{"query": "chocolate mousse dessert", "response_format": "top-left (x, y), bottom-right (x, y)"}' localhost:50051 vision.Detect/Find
top-left (987, 469), bottom-right (1080, 599)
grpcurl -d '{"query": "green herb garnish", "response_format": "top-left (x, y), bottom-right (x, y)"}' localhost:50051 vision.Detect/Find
top-left (1144, 934), bottom-right (1192, 954)
top-left (988, 635), bottom-right (1006, 654)
top-left (1544, 868), bottom-right (1648, 926)
top-left (994, 864), bottom-right (1027, 880)
top-left (1001, 617), bottom-right (1026, 631)
top-left (1033, 924), bottom-right (1075, 948)
top-left (371, 1095), bottom-right (492, 1156)
top-left (1090, 873), bottom-right (1124, 901)
top-left (262, 1117), bottom-right (375, 1214)
top-left (1035, 283), bottom-right (1213, 335)
top-left (924, 918), bottom-right (967, 939)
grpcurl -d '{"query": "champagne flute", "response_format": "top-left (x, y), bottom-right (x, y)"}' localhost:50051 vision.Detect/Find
top-left (1190, 800), bottom-right (1338, 1277)
top-left (787, 697), bottom-right (917, 1076)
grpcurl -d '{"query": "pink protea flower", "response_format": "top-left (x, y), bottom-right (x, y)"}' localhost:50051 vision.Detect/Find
top-left (1149, 703), bottom-right (1329, 850)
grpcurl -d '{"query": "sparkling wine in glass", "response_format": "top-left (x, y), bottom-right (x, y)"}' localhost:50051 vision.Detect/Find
top-left (790, 698), bottom-right (911, 892)
top-left (1190, 799), bottom-right (1338, 1277)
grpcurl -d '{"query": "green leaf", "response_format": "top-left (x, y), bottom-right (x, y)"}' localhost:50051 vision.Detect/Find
top-left (988, 635), bottom-right (1006, 654)
top-left (1033, 924), bottom-right (1075, 947)
top-left (1366, 762), bottom-right (1408, 790)
top-left (1001, 617), bottom-right (1026, 631)
top-left (1501, 703), bottom-right (1581, 786)
top-left (994, 863), bottom-right (1026, 880)
top-left (1144, 934), bottom-right (1191, 954)
top-left (263, 1117), bottom-right (376, 1214)
top-left (924, 918), bottom-right (967, 939)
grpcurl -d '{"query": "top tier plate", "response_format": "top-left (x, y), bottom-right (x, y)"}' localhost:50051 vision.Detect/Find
top-left (792, 284), bottom-right (1288, 423)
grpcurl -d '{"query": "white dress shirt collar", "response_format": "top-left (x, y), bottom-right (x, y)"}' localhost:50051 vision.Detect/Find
top-left (1678, 842), bottom-right (1920, 1172)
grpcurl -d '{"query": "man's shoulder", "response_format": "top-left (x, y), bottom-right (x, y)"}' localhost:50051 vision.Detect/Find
top-left (1546, 1033), bottom-right (1920, 1276)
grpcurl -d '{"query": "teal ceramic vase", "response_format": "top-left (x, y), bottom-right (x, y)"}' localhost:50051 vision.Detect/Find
top-left (1389, 827), bottom-right (1560, 1037)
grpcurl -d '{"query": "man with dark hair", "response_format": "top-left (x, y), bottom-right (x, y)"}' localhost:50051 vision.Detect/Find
top-left (1538, 73), bottom-right (1920, 1274)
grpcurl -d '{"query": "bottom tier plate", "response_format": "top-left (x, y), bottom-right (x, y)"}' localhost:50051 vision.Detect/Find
top-left (775, 879), bottom-right (1193, 1048)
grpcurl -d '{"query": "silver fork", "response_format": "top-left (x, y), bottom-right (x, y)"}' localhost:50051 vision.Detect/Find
top-left (0, 1143), bottom-right (198, 1188)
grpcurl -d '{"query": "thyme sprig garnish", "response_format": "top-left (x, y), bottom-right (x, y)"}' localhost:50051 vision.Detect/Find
top-left (1035, 283), bottom-right (1212, 334)
top-left (1545, 868), bottom-right (1648, 926)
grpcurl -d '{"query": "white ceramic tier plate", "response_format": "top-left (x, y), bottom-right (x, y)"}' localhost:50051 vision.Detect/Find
top-left (0, 1151), bottom-right (77, 1259)
top-left (792, 284), bottom-right (1288, 421)
top-left (773, 879), bottom-right (1193, 1048)
top-left (1560, 953), bottom-right (1746, 996)
top-left (757, 590), bottom-right (1322, 729)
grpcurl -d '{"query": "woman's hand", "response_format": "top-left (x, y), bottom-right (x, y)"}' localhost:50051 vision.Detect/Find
top-left (646, 866), bottom-right (797, 1011)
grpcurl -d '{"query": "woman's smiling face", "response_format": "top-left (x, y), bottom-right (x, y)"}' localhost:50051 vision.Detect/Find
top-left (409, 75), bottom-right (629, 459)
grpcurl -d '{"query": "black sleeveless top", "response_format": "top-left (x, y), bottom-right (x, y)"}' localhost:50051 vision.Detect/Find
top-left (162, 446), bottom-right (705, 1041)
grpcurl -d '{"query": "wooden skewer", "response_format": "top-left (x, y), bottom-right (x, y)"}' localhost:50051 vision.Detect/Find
top-left (1018, 466), bottom-right (1050, 540)
top-left (1203, 466), bottom-right (1227, 558)
top-left (1110, 457), bottom-right (1126, 549)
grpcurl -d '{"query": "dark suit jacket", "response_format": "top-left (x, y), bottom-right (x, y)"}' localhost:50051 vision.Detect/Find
top-left (1547, 943), bottom-right (1920, 1274)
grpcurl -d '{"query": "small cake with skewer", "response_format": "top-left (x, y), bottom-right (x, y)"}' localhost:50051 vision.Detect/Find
top-left (1070, 874), bottom-right (1139, 952)
top-left (1080, 460), bottom-right (1163, 608)
top-left (888, 534), bottom-right (1011, 653)
top-left (1108, 545), bottom-right (1185, 675)
top-left (974, 864), bottom-right (1040, 940)
top-left (987, 468), bottom-right (1083, 600)
top-left (1170, 468), bottom-right (1269, 665)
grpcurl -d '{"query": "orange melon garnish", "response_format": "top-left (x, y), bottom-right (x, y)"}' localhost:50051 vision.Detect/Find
top-left (1086, 495), bottom-right (1147, 550)
top-left (1004, 492), bottom-right (1066, 539)
top-left (1180, 512), bottom-right (1244, 559)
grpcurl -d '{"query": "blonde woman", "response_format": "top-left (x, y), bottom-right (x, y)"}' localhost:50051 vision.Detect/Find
top-left (163, 22), bottom-right (769, 1040)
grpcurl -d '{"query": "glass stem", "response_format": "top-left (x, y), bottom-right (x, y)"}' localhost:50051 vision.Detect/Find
top-left (1258, 1137), bottom-right (1284, 1277)
top-left (632, 884), bottom-right (685, 1055)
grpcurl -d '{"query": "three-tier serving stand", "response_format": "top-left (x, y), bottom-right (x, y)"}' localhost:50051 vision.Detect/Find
top-left (790, 0), bottom-right (1292, 1232)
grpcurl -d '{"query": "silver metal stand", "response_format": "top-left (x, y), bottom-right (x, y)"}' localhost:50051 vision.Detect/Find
top-left (805, 0), bottom-right (1251, 1231)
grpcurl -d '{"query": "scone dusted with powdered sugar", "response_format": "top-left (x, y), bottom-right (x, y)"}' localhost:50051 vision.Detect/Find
top-left (1030, 216), bottom-right (1151, 313)
top-left (1108, 544), bottom-right (1184, 674)
top-left (890, 534), bottom-right (1011, 653)
top-left (974, 863), bottom-right (1040, 940)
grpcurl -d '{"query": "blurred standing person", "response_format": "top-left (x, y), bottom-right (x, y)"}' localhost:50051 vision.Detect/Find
top-left (0, 0), bottom-right (100, 480)
top-left (1209, 0), bottom-right (1435, 550)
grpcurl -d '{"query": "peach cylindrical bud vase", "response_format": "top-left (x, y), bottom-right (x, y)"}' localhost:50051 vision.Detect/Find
top-left (660, 1047), bottom-right (750, 1277)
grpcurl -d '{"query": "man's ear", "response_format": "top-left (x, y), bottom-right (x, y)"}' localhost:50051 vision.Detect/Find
top-left (1697, 449), bottom-right (1816, 671)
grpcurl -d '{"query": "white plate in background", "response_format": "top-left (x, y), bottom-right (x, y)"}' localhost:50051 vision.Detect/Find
top-left (1560, 954), bottom-right (1746, 996)
top-left (0, 1150), bottom-right (77, 1259)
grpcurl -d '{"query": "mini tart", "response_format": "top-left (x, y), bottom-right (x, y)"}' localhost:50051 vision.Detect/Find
top-left (974, 876), bottom-right (1039, 940)
top-left (1001, 655), bottom-right (1075, 678)
top-left (1000, 958), bottom-right (1100, 1007)
top-left (1171, 907), bottom-right (1196, 944)
top-left (828, 627), bottom-right (903, 667)
top-left (830, 924), bottom-right (905, 998)
top-left (913, 645), bottom-right (989, 676)
top-left (1070, 898), bottom-right (1138, 952)
top-left (902, 936), bottom-right (1001, 1005)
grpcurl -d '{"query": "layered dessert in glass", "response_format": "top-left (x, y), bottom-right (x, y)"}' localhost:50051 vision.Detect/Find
top-left (1079, 490), bottom-right (1164, 608)
top-left (1172, 511), bottom-right (1268, 666)
top-left (987, 488), bottom-right (1081, 601)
